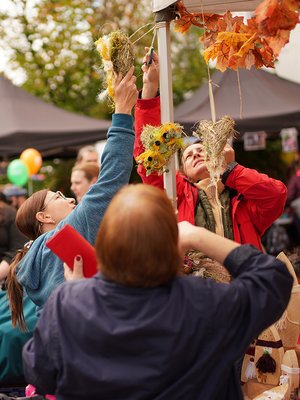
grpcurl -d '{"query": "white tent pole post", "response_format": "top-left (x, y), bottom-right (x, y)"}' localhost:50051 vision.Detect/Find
top-left (155, 7), bottom-right (177, 210)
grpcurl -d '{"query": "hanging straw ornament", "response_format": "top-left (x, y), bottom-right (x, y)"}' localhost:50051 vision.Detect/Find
top-left (95, 30), bottom-right (134, 104)
top-left (195, 116), bottom-right (236, 188)
top-left (136, 123), bottom-right (185, 176)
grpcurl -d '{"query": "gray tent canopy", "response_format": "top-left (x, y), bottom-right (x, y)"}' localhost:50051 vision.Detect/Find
top-left (174, 68), bottom-right (300, 135)
top-left (0, 75), bottom-right (111, 158)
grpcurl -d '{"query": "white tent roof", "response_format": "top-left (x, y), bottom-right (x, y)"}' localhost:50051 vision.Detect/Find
top-left (152, 0), bottom-right (261, 13)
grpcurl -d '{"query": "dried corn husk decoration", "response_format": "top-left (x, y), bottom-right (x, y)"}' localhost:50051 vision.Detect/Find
top-left (95, 30), bottom-right (134, 103)
top-left (194, 116), bottom-right (236, 206)
top-left (136, 123), bottom-right (185, 176)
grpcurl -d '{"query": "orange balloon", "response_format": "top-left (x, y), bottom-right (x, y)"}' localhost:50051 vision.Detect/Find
top-left (20, 148), bottom-right (42, 175)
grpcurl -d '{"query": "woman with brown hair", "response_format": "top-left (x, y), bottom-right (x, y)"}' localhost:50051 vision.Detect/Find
top-left (6, 67), bottom-right (138, 329)
top-left (22, 183), bottom-right (293, 399)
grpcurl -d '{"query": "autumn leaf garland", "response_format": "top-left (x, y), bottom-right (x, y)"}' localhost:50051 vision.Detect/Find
top-left (174, 0), bottom-right (300, 71)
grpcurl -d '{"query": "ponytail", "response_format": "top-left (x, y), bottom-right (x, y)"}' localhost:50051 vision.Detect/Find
top-left (6, 242), bottom-right (32, 331)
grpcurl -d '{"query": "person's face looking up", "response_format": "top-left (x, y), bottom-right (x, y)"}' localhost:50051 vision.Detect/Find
top-left (70, 171), bottom-right (92, 203)
top-left (182, 143), bottom-right (209, 182)
top-left (42, 190), bottom-right (76, 223)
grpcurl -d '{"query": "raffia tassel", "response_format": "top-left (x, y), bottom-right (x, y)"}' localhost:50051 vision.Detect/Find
top-left (279, 374), bottom-right (289, 385)
top-left (245, 357), bottom-right (256, 380)
top-left (275, 310), bottom-right (288, 332)
top-left (256, 351), bottom-right (276, 373)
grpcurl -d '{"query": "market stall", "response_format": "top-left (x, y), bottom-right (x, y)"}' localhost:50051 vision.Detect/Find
top-left (151, 0), bottom-right (300, 204)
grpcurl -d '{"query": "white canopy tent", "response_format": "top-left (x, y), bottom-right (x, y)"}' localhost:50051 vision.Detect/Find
top-left (152, 0), bottom-right (263, 207)
top-left (153, 0), bottom-right (261, 13)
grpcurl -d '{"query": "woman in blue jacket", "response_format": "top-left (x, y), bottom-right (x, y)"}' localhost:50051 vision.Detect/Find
top-left (6, 67), bottom-right (138, 328)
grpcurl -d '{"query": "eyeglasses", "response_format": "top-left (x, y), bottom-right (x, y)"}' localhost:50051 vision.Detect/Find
top-left (37, 191), bottom-right (68, 237)
top-left (42, 191), bottom-right (68, 211)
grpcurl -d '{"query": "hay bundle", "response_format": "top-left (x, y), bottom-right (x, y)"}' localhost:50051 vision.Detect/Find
top-left (95, 30), bottom-right (134, 102)
top-left (195, 116), bottom-right (236, 189)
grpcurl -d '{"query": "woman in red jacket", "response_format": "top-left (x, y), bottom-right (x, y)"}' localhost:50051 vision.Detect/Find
top-left (134, 50), bottom-right (287, 268)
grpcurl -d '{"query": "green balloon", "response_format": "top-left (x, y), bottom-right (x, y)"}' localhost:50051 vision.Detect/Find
top-left (7, 159), bottom-right (29, 186)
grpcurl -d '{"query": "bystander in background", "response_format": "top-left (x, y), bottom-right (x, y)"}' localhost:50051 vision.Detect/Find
top-left (0, 191), bottom-right (26, 283)
top-left (3, 185), bottom-right (28, 210)
top-left (70, 162), bottom-right (99, 203)
top-left (75, 145), bottom-right (99, 165)
top-left (286, 158), bottom-right (300, 245)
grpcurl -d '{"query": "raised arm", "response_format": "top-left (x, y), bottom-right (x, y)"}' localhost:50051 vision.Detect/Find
top-left (134, 49), bottom-right (164, 189)
top-left (178, 221), bottom-right (240, 264)
top-left (223, 163), bottom-right (287, 234)
top-left (179, 221), bottom-right (293, 366)
top-left (63, 67), bottom-right (138, 243)
top-left (16, 68), bottom-right (138, 309)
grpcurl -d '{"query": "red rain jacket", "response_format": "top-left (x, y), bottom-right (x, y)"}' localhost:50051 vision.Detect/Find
top-left (134, 96), bottom-right (287, 251)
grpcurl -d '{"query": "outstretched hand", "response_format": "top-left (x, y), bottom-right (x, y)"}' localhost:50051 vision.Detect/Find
top-left (222, 143), bottom-right (235, 169)
top-left (114, 66), bottom-right (138, 115)
top-left (141, 47), bottom-right (159, 99)
top-left (178, 221), bottom-right (198, 257)
top-left (64, 255), bottom-right (84, 280)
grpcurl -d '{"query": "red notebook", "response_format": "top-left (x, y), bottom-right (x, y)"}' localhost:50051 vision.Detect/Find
top-left (46, 224), bottom-right (98, 278)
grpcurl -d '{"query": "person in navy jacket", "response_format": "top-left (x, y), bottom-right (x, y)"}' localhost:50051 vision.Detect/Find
top-left (22, 184), bottom-right (293, 400)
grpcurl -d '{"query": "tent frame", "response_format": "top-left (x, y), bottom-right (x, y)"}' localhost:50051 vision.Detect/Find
top-left (155, 5), bottom-right (178, 208)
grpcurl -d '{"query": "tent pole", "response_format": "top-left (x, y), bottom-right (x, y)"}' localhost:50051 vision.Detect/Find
top-left (155, 7), bottom-right (177, 210)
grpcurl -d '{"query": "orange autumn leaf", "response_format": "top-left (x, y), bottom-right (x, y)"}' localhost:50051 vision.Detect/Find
top-left (282, 0), bottom-right (300, 11)
top-left (220, 11), bottom-right (245, 31)
top-left (266, 5), bottom-right (298, 33)
top-left (242, 52), bottom-right (257, 69)
top-left (174, 15), bottom-right (198, 34)
top-left (203, 42), bottom-right (222, 64)
top-left (246, 16), bottom-right (260, 34)
top-left (203, 14), bottom-right (222, 30)
top-left (255, 40), bottom-right (276, 67)
top-left (215, 43), bottom-right (231, 72)
top-left (266, 29), bottom-right (291, 55)
top-left (256, 0), bottom-right (279, 23)
top-left (217, 31), bottom-right (253, 46)
top-left (256, 0), bottom-right (298, 35)
top-left (233, 32), bottom-right (257, 58)
top-left (174, 1), bottom-right (205, 34)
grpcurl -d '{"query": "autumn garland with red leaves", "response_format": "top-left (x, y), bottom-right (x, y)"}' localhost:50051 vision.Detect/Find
top-left (174, 0), bottom-right (299, 71)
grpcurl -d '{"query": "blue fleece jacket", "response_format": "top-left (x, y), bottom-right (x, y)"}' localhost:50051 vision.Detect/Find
top-left (17, 114), bottom-right (134, 310)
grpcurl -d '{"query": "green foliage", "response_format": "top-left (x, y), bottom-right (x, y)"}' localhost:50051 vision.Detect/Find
top-left (0, 1), bottom-right (209, 191)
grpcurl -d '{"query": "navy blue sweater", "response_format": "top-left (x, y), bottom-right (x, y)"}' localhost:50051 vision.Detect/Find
top-left (23, 245), bottom-right (292, 399)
